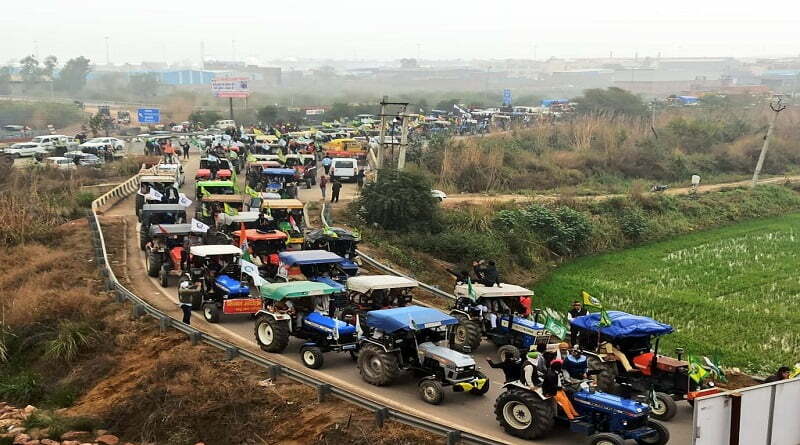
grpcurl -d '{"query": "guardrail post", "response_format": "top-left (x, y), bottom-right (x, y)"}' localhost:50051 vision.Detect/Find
top-left (446, 431), bottom-right (461, 445)
top-left (159, 316), bottom-right (170, 333)
top-left (374, 407), bottom-right (388, 428)
top-left (225, 346), bottom-right (239, 360)
top-left (317, 384), bottom-right (331, 403)
top-left (115, 290), bottom-right (126, 303)
top-left (131, 304), bottom-right (145, 319)
top-left (267, 364), bottom-right (282, 379)
top-left (189, 331), bottom-right (202, 345)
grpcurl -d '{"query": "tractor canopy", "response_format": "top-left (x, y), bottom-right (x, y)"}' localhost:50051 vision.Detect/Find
top-left (197, 180), bottom-right (235, 190)
top-left (233, 228), bottom-right (289, 241)
top-left (366, 306), bottom-right (458, 333)
top-left (259, 281), bottom-right (339, 300)
top-left (261, 198), bottom-right (304, 210)
top-left (141, 203), bottom-right (186, 213)
top-left (147, 223), bottom-right (194, 236)
top-left (262, 168), bottom-right (297, 176)
top-left (570, 311), bottom-right (674, 338)
top-left (201, 194), bottom-right (247, 204)
top-left (305, 227), bottom-right (361, 243)
top-left (346, 275), bottom-right (417, 293)
top-left (454, 283), bottom-right (533, 299)
top-left (189, 244), bottom-right (242, 257)
top-left (279, 250), bottom-right (345, 266)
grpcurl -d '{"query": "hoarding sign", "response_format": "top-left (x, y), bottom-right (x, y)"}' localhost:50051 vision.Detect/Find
top-left (211, 77), bottom-right (250, 98)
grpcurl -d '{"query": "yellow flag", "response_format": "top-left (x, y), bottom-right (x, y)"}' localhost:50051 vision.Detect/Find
top-left (224, 203), bottom-right (238, 216)
top-left (582, 291), bottom-right (602, 308)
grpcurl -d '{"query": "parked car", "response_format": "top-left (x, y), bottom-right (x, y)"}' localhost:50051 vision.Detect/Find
top-left (43, 156), bottom-right (75, 170)
top-left (31, 135), bottom-right (71, 148)
top-left (79, 137), bottom-right (125, 151)
top-left (330, 157), bottom-right (358, 182)
top-left (4, 142), bottom-right (48, 158)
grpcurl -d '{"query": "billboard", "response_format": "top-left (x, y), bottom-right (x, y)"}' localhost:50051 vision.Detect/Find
top-left (211, 77), bottom-right (250, 98)
top-left (305, 108), bottom-right (325, 116)
top-left (137, 108), bottom-right (160, 124)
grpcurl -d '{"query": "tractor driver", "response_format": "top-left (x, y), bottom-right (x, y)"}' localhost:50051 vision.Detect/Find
top-left (476, 297), bottom-right (510, 332)
top-left (543, 359), bottom-right (580, 420)
top-left (256, 211), bottom-right (277, 232)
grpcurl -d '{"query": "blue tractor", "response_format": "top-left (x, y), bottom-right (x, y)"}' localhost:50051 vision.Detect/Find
top-left (495, 379), bottom-right (670, 444)
top-left (449, 283), bottom-right (552, 359)
top-left (253, 281), bottom-right (359, 369)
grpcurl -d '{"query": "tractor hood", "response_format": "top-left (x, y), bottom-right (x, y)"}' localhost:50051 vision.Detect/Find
top-left (572, 390), bottom-right (650, 417)
top-left (418, 342), bottom-right (475, 368)
top-left (304, 312), bottom-right (356, 336)
top-left (215, 274), bottom-right (250, 296)
top-left (500, 316), bottom-right (549, 337)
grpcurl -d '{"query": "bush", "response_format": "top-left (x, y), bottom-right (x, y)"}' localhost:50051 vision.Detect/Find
top-left (358, 169), bottom-right (439, 231)
top-left (23, 411), bottom-right (99, 439)
top-left (44, 320), bottom-right (98, 362)
top-left (496, 205), bottom-right (592, 255)
top-left (0, 371), bottom-right (43, 404)
top-left (618, 209), bottom-right (649, 240)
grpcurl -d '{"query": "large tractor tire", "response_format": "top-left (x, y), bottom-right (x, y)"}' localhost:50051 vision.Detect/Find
top-left (300, 346), bottom-right (325, 370)
top-left (450, 318), bottom-right (482, 353)
top-left (146, 249), bottom-right (162, 278)
top-left (494, 389), bottom-right (556, 440)
top-left (419, 379), bottom-right (444, 405)
top-left (497, 345), bottom-right (521, 362)
top-left (357, 343), bottom-right (401, 386)
top-left (637, 420), bottom-right (670, 445)
top-left (159, 264), bottom-right (169, 287)
top-left (649, 392), bottom-right (677, 421)
top-left (588, 433), bottom-right (625, 445)
top-left (254, 315), bottom-right (290, 353)
top-left (203, 303), bottom-right (221, 323)
top-left (587, 355), bottom-right (619, 394)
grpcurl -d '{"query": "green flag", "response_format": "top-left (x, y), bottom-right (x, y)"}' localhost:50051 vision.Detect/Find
top-left (466, 277), bottom-right (478, 301)
top-left (224, 203), bottom-right (238, 216)
top-left (598, 308), bottom-right (612, 327)
top-left (544, 316), bottom-right (568, 340)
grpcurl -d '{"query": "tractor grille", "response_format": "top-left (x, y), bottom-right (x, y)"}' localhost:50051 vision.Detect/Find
top-left (453, 367), bottom-right (476, 380)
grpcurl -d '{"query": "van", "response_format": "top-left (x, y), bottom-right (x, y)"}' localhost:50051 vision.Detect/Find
top-left (330, 158), bottom-right (358, 182)
top-left (31, 135), bottom-right (70, 149)
top-left (215, 120), bottom-right (236, 130)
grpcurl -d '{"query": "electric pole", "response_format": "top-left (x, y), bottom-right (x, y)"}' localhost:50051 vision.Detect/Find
top-left (377, 97), bottom-right (410, 170)
top-left (752, 95), bottom-right (787, 187)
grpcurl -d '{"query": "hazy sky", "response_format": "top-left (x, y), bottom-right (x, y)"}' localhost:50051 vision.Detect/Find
top-left (2, 0), bottom-right (798, 65)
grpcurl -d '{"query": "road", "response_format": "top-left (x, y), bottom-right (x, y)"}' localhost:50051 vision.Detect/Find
top-left (100, 143), bottom-right (694, 444)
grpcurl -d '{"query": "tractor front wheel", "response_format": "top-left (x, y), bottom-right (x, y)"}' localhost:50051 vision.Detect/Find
top-left (649, 392), bottom-right (677, 421)
top-left (254, 315), bottom-right (290, 353)
top-left (588, 433), bottom-right (625, 445)
top-left (637, 420), bottom-right (670, 445)
top-left (300, 346), bottom-right (325, 369)
top-left (146, 249), bottom-right (161, 277)
top-left (497, 345), bottom-right (520, 362)
top-left (159, 264), bottom-right (169, 287)
top-left (494, 389), bottom-right (556, 439)
top-left (203, 303), bottom-right (220, 323)
top-left (450, 319), bottom-right (482, 353)
top-left (419, 379), bottom-right (444, 405)
top-left (357, 343), bottom-right (401, 386)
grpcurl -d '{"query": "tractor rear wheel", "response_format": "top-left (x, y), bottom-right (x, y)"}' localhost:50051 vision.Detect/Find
top-left (146, 249), bottom-right (161, 278)
top-left (494, 388), bottom-right (556, 439)
top-left (159, 264), bottom-right (169, 287)
top-left (588, 433), bottom-right (625, 445)
top-left (203, 303), bottom-right (220, 323)
top-left (419, 379), bottom-right (444, 405)
top-left (497, 345), bottom-right (521, 362)
top-left (254, 315), bottom-right (290, 353)
top-left (357, 343), bottom-right (401, 386)
top-left (637, 420), bottom-right (670, 445)
top-left (468, 371), bottom-right (490, 396)
top-left (649, 392), bottom-right (677, 421)
top-left (450, 319), bottom-right (482, 353)
top-left (300, 346), bottom-right (325, 369)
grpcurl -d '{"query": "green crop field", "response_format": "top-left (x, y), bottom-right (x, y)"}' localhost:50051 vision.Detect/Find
top-left (534, 212), bottom-right (800, 374)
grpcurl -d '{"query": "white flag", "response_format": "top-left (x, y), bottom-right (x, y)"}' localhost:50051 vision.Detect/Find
top-left (240, 258), bottom-right (260, 279)
top-left (191, 218), bottom-right (210, 233)
top-left (207, 154), bottom-right (218, 162)
top-left (178, 193), bottom-right (192, 207)
top-left (253, 274), bottom-right (268, 288)
top-left (146, 187), bottom-right (163, 201)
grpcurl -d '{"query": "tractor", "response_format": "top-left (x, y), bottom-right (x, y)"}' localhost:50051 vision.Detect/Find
top-left (570, 310), bottom-right (720, 421)
top-left (136, 175), bottom-right (179, 218)
top-left (495, 377), bottom-right (670, 444)
top-left (357, 305), bottom-right (490, 405)
top-left (304, 226), bottom-right (361, 276)
top-left (143, 223), bottom-right (203, 287)
top-left (254, 281), bottom-right (359, 369)
top-left (274, 250), bottom-right (352, 292)
top-left (177, 245), bottom-right (261, 323)
top-left (339, 275), bottom-right (417, 331)
top-left (261, 199), bottom-right (306, 249)
top-left (139, 204), bottom-right (186, 250)
top-left (232, 228), bottom-right (289, 278)
top-left (449, 283), bottom-right (552, 357)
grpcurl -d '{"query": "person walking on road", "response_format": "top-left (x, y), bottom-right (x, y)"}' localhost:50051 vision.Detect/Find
top-left (319, 175), bottom-right (328, 200)
top-left (182, 141), bottom-right (190, 159)
top-left (356, 168), bottom-right (365, 189)
top-left (178, 281), bottom-right (193, 325)
top-left (322, 155), bottom-right (332, 175)
top-left (331, 178), bottom-right (342, 203)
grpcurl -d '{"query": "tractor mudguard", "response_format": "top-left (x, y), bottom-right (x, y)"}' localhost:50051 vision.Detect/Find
top-left (501, 382), bottom-right (549, 400)
top-left (449, 309), bottom-right (472, 320)
top-left (256, 309), bottom-right (292, 322)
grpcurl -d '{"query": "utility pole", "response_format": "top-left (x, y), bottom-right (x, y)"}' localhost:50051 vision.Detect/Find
top-left (377, 96), bottom-right (410, 170)
top-left (229, 97), bottom-right (234, 121)
top-left (752, 95), bottom-right (787, 187)
top-left (398, 113), bottom-right (409, 170)
top-left (200, 41), bottom-right (205, 70)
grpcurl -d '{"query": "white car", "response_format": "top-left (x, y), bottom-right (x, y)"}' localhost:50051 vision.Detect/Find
top-left (31, 135), bottom-right (71, 148)
top-left (80, 137), bottom-right (126, 151)
top-left (4, 142), bottom-right (48, 158)
top-left (431, 189), bottom-right (448, 202)
top-left (330, 157), bottom-right (358, 182)
top-left (44, 156), bottom-right (76, 170)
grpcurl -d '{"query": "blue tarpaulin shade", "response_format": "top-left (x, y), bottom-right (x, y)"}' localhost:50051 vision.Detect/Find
top-left (366, 305), bottom-right (458, 333)
top-left (262, 168), bottom-right (297, 175)
top-left (569, 311), bottom-right (673, 338)
top-left (279, 250), bottom-right (346, 265)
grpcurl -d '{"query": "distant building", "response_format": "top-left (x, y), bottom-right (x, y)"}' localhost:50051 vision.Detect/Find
top-left (760, 70), bottom-right (800, 92)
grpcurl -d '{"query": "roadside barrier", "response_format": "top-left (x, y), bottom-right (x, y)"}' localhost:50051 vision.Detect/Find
top-left (87, 176), bottom-right (504, 445)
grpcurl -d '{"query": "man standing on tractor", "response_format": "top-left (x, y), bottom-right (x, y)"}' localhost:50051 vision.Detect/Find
top-left (567, 301), bottom-right (587, 345)
top-left (520, 351), bottom-right (544, 388)
top-left (487, 354), bottom-right (522, 383)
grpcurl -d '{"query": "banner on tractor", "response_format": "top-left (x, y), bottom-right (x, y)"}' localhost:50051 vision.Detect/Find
top-left (223, 298), bottom-right (262, 314)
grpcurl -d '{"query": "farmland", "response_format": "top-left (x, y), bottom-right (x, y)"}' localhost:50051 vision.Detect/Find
top-left (534, 212), bottom-right (800, 374)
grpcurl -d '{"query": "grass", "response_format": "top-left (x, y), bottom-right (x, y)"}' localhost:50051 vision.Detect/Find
top-left (533, 212), bottom-right (800, 374)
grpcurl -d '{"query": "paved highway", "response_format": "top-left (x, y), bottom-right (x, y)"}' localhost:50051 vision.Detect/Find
top-left (105, 143), bottom-right (694, 444)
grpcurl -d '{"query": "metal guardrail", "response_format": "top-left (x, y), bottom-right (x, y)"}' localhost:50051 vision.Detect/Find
top-left (320, 202), bottom-right (456, 301)
top-left (87, 178), bottom-right (502, 445)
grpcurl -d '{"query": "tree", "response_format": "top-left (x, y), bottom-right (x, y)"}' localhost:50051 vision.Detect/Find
top-left (0, 67), bottom-right (11, 95)
top-left (42, 56), bottom-right (58, 78)
top-left (54, 57), bottom-right (90, 93)
top-left (256, 105), bottom-right (279, 125)
top-left (326, 102), bottom-right (354, 121)
top-left (19, 56), bottom-right (41, 93)
top-left (573, 87), bottom-right (647, 117)
top-left (434, 98), bottom-right (460, 112)
top-left (357, 169), bottom-right (439, 231)
top-left (128, 73), bottom-right (160, 98)
top-left (188, 110), bottom-right (223, 127)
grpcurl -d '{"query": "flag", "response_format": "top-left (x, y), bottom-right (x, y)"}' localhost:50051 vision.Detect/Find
top-left (289, 214), bottom-right (300, 233)
top-left (264, 202), bottom-right (272, 218)
top-left (245, 185), bottom-right (259, 198)
top-left (274, 129), bottom-right (282, 138)
top-left (240, 258), bottom-right (260, 279)
top-left (224, 203), bottom-right (238, 216)
top-left (277, 149), bottom-right (286, 164)
top-left (246, 152), bottom-right (256, 163)
top-left (598, 308), bottom-right (612, 327)
top-left (238, 222), bottom-right (248, 249)
top-left (688, 355), bottom-right (709, 384)
top-left (253, 128), bottom-right (264, 136)
top-left (582, 290), bottom-right (602, 308)
top-left (208, 154), bottom-right (218, 162)
top-left (178, 193), bottom-right (192, 207)
top-left (702, 356), bottom-right (727, 382)
top-left (544, 316), bottom-right (568, 340)
top-left (146, 187), bottom-right (163, 201)
top-left (466, 277), bottom-right (478, 301)
top-left (253, 274), bottom-right (268, 288)
top-left (200, 187), bottom-right (211, 198)
top-left (231, 168), bottom-right (239, 193)
top-left (191, 218), bottom-right (210, 233)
